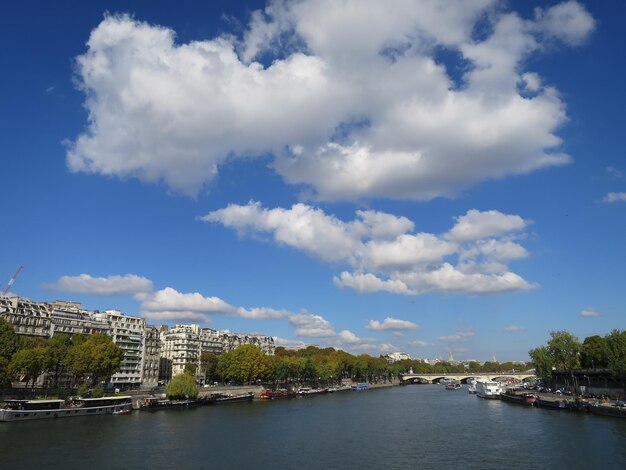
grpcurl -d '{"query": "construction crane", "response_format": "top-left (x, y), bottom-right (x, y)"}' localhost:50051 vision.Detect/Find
top-left (2, 264), bottom-right (24, 296)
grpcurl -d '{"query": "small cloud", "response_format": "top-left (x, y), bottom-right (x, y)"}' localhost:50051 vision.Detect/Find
top-left (366, 317), bottom-right (419, 331)
top-left (503, 325), bottom-right (526, 333)
top-left (438, 329), bottom-right (475, 343)
top-left (45, 86), bottom-right (55, 93)
top-left (44, 273), bottom-right (153, 295)
top-left (603, 192), bottom-right (626, 203)
top-left (410, 340), bottom-right (434, 348)
top-left (605, 166), bottom-right (624, 179)
top-left (273, 337), bottom-right (307, 349)
top-left (580, 307), bottom-right (601, 317)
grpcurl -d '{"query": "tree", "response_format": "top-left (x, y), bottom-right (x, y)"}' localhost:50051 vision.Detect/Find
top-left (65, 333), bottom-right (124, 386)
top-left (580, 335), bottom-right (608, 369)
top-left (184, 362), bottom-right (198, 376)
top-left (166, 371), bottom-right (199, 399)
top-left (217, 345), bottom-right (271, 384)
top-left (47, 334), bottom-right (73, 388)
top-left (200, 352), bottom-right (219, 383)
top-left (0, 318), bottom-right (19, 360)
top-left (605, 329), bottom-right (626, 381)
top-left (529, 346), bottom-right (554, 381)
top-left (547, 330), bottom-right (581, 370)
top-left (9, 346), bottom-right (51, 389)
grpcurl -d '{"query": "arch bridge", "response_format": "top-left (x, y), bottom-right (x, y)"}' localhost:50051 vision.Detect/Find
top-left (400, 372), bottom-right (536, 384)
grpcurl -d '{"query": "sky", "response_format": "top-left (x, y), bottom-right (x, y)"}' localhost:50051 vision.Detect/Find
top-left (1, 0), bottom-right (625, 362)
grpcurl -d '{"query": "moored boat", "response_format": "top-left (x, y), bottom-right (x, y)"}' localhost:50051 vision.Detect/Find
top-left (211, 392), bottom-right (255, 404)
top-left (139, 396), bottom-right (201, 410)
top-left (500, 388), bottom-right (537, 406)
top-left (297, 387), bottom-right (328, 396)
top-left (475, 380), bottom-right (502, 399)
top-left (0, 396), bottom-right (132, 422)
top-left (260, 389), bottom-right (297, 400)
top-left (351, 383), bottom-right (369, 391)
top-left (445, 381), bottom-right (462, 390)
top-left (328, 385), bottom-right (352, 393)
top-left (468, 380), bottom-right (477, 394)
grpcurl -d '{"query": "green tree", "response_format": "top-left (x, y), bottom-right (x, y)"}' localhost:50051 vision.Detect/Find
top-left (9, 346), bottom-right (51, 389)
top-left (217, 345), bottom-right (271, 383)
top-left (547, 330), bottom-right (581, 370)
top-left (166, 371), bottom-right (199, 399)
top-left (529, 345), bottom-right (554, 381)
top-left (200, 352), bottom-right (219, 383)
top-left (0, 318), bottom-right (19, 360)
top-left (0, 357), bottom-right (12, 387)
top-left (65, 333), bottom-right (124, 386)
top-left (605, 329), bottom-right (626, 381)
top-left (184, 362), bottom-right (198, 376)
top-left (580, 335), bottom-right (608, 369)
top-left (47, 334), bottom-right (73, 388)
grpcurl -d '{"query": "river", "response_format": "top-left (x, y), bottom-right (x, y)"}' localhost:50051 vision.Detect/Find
top-left (1, 385), bottom-right (625, 469)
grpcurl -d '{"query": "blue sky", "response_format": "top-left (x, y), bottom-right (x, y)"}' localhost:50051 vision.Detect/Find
top-left (2, 0), bottom-right (624, 361)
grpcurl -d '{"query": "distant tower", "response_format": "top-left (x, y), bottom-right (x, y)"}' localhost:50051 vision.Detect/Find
top-left (448, 349), bottom-right (454, 362)
top-left (492, 352), bottom-right (497, 363)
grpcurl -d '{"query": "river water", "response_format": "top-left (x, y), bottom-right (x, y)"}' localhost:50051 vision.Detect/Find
top-left (1, 385), bottom-right (625, 469)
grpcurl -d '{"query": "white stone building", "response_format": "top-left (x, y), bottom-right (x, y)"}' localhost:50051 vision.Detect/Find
top-left (93, 310), bottom-right (145, 388)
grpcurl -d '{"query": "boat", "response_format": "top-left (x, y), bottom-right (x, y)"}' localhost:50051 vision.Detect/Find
top-left (139, 396), bottom-right (201, 410)
top-left (351, 383), bottom-right (369, 391)
top-left (260, 389), bottom-right (296, 400)
top-left (297, 387), bottom-right (328, 396)
top-left (500, 388), bottom-right (537, 406)
top-left (475, 380), bottom-right (502, 399)
top-left (0, 396), bottom-right (132, 422)
top-left (210, 392), bottom-right (255, 404)
top-left (328, 385), bottom-right (352, 393)
top-left (536, 397), bottom-right (574, 410)
top-left (468, 381), bottom-right (477, 394)
top-left (445, 381), bottom-right (462, 390)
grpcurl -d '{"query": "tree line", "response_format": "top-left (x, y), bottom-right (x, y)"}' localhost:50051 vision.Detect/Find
top-left (196, 344), bottom-right (532, 386)
top-left (0, 318), bottom-right (123, 391)
top-left (529, 329), bottom-right (626, 381)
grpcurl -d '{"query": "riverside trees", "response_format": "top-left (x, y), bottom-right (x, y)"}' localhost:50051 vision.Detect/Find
top-left (529, 329), bottom-right (626, 382)
top-left (0, 320), bottom-right (124, 389)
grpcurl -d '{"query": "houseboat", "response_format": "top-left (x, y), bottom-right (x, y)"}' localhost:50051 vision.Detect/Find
top-left (0, 396), bottom-right (132, 422)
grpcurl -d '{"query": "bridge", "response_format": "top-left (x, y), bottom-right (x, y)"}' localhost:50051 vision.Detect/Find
top-left (400, 372), bottom-right (536, 384)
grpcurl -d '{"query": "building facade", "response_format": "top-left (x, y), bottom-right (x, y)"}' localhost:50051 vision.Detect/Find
top-left (93, 310), bottom-right (145, 389)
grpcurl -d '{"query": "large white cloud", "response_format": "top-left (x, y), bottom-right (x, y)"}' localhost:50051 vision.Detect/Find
top-left (44, 273), bottom-right (153, 295)
top-left (205, 202), bottom-right (537, 295)
top-left (67, 1), bottom-right (594, 200)
top-left (139, 287), bottom-right (236, 321)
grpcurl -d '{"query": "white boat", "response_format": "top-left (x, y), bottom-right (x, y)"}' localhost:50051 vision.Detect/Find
top-left (475, 380), bottom-right (502, 399)
top-left (0, 396), bottom-right (133, 422)
top-left (297, 387), bottom-right (328, 396)
top-left (328, 385), bottom-right (351, 393)
top-left (468, 380), bottom-right (477, 394)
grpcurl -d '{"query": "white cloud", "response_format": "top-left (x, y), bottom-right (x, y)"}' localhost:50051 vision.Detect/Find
top-left (503, 325), bottom-right (526, 333)
top-left (410, 340), bottom-right (435, 348)
top-left (366, 317), bottom-right (418, 331)
top-left (438, 329), bottom-right (475, 343)
top-left (236, 307), bottom-right (292, 319)
top-left (534, 1), bottom-right (595, 46)
top-left (337, 330), bottom-right (363, 344)
top-left (140, 287), bottom-right (235, 320)
top-left (273, 337), bottom-right (308, 349)
top-left (208, 202), bottom-right (537, 296)
top-left (580, 307), bottom-right (601, 317)
top-left (603, 192), bottom-right (626, 203)
top-left (288, 311), bottom-right (336, 337)
top-left (446, 209), bottom-right (528, 242)
top-left (67, 2), bottom-right (592, 201)
top-left (44, 273), bottom-right (153, 295)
